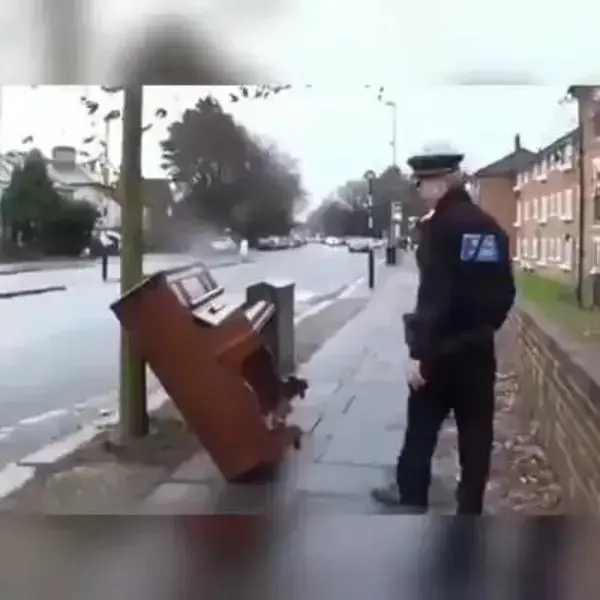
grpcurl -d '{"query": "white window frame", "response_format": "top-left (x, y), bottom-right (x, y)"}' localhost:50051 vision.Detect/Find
top-left (593, 238), bottom-right (600, 271)
top-left (532, 237), bottom-right (539, 259)
top-left (548, 192), bottom-right (556, 217)
top-left (540, 237), bottom-right (547, 264)
top-left (515, 200), bottom-right (522, 225)
top-left (562, 188), bottom-right (574, 221)
top-left (555, 237), bottom-right (563, 264)
top-left (523, 199), bottom-right (530, 221)
top-left (540, 195), bottom-right (548, 222)
top-left (561, 237), bottom-right (573, 271)
top-left (532, 197), bottom-right (539, 220)
top-left (523, 237), bottom-right (529, 258)
top-left (555, 190), bottom-right (563, 218)
top-left (548, 237), bottom-right (554, 261)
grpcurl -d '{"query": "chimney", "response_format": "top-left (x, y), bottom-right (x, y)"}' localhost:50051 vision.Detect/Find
top-left (514, 134), bottom-right (521, 152)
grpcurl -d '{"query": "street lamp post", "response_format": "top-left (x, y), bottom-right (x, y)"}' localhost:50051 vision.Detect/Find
top-left (385, 100), bottom-right (397, 167)
top-left (364, 170), bottom-right (377, 289)
top-left (383, 100), bottom-right (400, 262)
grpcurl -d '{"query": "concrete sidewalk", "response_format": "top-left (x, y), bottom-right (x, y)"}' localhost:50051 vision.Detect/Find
top-left (142, 265), bottom-right (460, 514)
top-left (143, 262), bottom-right (562, 516)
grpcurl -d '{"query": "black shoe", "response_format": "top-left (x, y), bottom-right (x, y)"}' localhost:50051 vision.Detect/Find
top-left (370, 483), bottom-right (428, 514)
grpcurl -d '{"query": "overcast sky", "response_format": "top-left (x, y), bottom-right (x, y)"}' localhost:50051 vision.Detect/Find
top-left (0, 84), bottom-right (577, 208)
top-left (1, 0), bottom-right (594, 206)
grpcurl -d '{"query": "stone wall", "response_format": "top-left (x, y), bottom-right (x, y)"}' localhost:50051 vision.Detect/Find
top-left (511, 305), bottom-right (600, 512)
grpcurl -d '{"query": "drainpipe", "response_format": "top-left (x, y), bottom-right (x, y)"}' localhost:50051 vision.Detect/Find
top-left (576, 88), bottom-right (586, 307)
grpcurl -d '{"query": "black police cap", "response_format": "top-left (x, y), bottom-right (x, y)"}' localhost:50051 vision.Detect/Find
top-left (407, 144), bottom-right (464, 179)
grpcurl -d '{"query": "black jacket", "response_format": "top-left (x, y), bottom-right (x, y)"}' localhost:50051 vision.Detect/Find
top-left (406, 187), bottom-right (515, 362)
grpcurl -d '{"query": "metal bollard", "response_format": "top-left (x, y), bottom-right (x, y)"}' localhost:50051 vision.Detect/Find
top-left (246, 279), bottom-right (296, 378)
top-left (368, 248), bottom-right (375, 289)
top-left (385, 245), bottom-right (397, 266)
top-left (101, 251), bottom-right (108, 282)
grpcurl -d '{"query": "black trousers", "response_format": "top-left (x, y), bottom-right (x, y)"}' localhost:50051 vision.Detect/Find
top-left (396, 342), bottom-right (496, 514)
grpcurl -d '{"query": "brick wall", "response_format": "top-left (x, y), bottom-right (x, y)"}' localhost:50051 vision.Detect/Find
top-left (511, 306), bottom-right (600, 512)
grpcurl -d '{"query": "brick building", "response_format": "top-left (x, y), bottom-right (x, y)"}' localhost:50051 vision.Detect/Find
top-left (471, 135), bottom-right (535, 255)
top-left (513, 129), bottom-right (578, 281)
top-left (474, 98), bottom-right (600, 304)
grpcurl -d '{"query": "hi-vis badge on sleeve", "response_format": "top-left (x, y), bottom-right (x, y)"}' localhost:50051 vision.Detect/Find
top-left (460, 233), bottom-right (499, 262)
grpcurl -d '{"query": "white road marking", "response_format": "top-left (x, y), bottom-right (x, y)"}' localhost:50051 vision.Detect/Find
top-left (19, 409), bottom-right (70, 426)
top-left (0, 463), bottom-right (36, 497)
top-left (339, 276), bottom-right (366, 299)
top-left (294, 276), bottom-right (366, 324)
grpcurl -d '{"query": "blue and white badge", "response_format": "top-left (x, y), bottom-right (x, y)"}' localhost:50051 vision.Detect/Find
top-left (460, 233), bottom-right (499, 263)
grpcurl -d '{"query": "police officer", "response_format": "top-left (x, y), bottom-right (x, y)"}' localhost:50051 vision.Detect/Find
top-left (371, 142), bottom-right (516, 515)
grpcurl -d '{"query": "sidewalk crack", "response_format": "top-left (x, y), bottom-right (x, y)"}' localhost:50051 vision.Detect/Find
top-left (341, 396), bottom-right (356, 414)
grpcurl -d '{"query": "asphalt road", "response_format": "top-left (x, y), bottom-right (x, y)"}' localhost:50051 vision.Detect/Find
top-left (0, 244), bottom-right (376, 471)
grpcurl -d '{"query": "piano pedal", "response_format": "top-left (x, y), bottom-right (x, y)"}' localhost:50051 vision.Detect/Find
top-left (281, 376), bottom-right (308, 401)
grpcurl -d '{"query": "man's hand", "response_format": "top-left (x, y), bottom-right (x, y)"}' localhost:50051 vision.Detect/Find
top-left (407, 359), bottom-right (426, 390)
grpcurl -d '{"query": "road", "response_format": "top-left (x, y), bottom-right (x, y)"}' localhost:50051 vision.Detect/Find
top-left (0, 244), bottom-right (376, 470)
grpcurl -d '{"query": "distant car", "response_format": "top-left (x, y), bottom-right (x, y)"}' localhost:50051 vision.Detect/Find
top-left (257, 236), bottom-right (279, 250)
top-left (210, 237), bottom-right (237, 252)
top-left (347, 237), bottom-right (372, 253)
top-left (325, 236), bottom-right (343, 247)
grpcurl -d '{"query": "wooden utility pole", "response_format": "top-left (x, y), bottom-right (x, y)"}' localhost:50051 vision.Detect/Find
top-left (118, 86), bottom-right (148, 440)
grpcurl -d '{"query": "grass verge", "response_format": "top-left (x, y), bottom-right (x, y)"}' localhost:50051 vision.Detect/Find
top-left (516, 271), bottom-right (600, 340)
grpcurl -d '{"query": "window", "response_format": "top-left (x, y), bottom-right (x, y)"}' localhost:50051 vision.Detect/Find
top-left (556, 190), bottom-right (563, 217)
top-left (548, 237), bottom-right (555, 261)
top-left (515, 236), bottom-right (521, 258)
top-left (532, 237), bottom-right (539, 259)
top-left (563, 143), bottom-right (573, 168)
top-left (532, 197), bottom-right (539, 220)
top-left (541, 157), bottom-right (548, 176)
top-left (593, 238), bottom-right (600, 268)
top-left (523, 237), bottom-right (529, 257)
top-left (555, 237), bottom-right (563, 263)
top-left (547, 193), bottom-right (554, 217)
top-left (523, 171), bottom-right (529, 185)
top-left (516, 173), bottom-right (522, 188)
top-left (516, 200), bottom-right (522, 225)
top-left (562, 188), bottom-right (573, 220)
top-left (540, 237), bottom-right (547, 262)
top-left (540, 195), bottom-right (548, 222)
top-left (524, 199), bottom-right (530, 221)
top-left (565, 143), bottom-right (572, 158)
top-left (564, 237), bottom-right (573, 268)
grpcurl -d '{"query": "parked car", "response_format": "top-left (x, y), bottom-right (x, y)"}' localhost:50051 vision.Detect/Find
top-left (256, 236), bottom-right (279, 250)
top-left (210, 237), bottom-right (237, 252)
top-left (347, 237), bottom-right (372, 253)
top-left (325, 236), bottom-right (343, 247)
